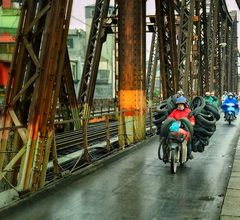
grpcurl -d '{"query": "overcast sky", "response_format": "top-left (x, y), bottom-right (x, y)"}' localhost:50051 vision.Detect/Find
top-left (70, 0), bottom-right (240, 29)
top-left (70, 0), bottom-right (240, 51)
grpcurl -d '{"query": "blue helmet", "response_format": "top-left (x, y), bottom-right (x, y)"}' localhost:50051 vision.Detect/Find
top-left (176, 96), bottom-right (187, 104)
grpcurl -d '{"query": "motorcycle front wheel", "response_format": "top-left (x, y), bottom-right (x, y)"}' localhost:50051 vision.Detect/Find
top-left (158, 139), bottom-right (164, 160)
top-left (158, 138), bottom-right (168, 162)
top-left (170, 148), bottom-right (179, 174)
top-left (228, 116), bottom-right (232, 125)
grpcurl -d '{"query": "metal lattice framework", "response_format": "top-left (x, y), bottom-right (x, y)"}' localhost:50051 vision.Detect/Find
top-left (197, 0), bottom-right (209, 95)
top-left (231, 12), bottom-right (238, 92)
top-left (177, 0), bottom-right (195, 97)
top-left (0, 0), bottom-right (238, 196)
top-left (78, 0), bottom-right (110, 118)
top-left (146, 30), bottom-right (159, 104)
top-left (0, 0), bottom-right (73, 191)
top-left (219, 17), bottom-right (228, 95)
top-left (155, 0), bottom-right (178, 99)
top-left (207, 0), bottom-right (219, 92)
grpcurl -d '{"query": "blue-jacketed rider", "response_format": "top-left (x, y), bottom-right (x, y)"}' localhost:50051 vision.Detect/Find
top-left (221, 92), bottom-right (239, 119)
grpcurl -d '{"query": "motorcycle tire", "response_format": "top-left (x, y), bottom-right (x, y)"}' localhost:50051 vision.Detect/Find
top-left (160, 118), bottom-right (176, 137)
top-left (228, 117), bottom-right (232, 125)
top-left (153, 113), bottom-right (168, 127)
top-left (179, 117), bottom-right (194, 137)
top-left (158, 137), bottom-right (166, 161)
top-left (190, 96), bottom-right (206, 111)
top-left (204, 104), bottom-right (220, 121)
top-left (194, 126), bottom-right (214, 137)
top-left (170, 148), bottom-right (179, 174)
top-left (195, 119), bottom-right (216, 132)
top-left (156, 100), bottom-right (168, 113)
top-left (167, 96), bottom-right (176, 113)
top-left (196, 112), bottom-right (216, 126)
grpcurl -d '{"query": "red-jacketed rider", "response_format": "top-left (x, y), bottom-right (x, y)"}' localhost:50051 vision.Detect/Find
top-left (167, 96), bottom-right (195, 159)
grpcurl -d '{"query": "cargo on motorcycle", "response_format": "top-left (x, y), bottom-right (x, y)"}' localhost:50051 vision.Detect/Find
top-left (158, 96), bottom-right (195, 174)
top-left (154, 93), bottom-right (220, 174)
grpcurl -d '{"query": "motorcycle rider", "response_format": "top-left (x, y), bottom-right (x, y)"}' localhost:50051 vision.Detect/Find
top-left (221, 91), bottom-right (228, 104)
top-left (176, 90), bottom-right (184, 98)
top-left (173, 90), bottom-right (190, 106)
top-left (167, 96), bottom-right (195, 159)
top-left (210, 91), bottom-right (219, 108)
top-left (221, 92), bottom-right (239, 119)
top-left (204, 92), bottom-right (213, 104)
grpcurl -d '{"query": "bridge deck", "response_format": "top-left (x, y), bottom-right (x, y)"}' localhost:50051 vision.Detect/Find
top-left (0, 115), bottom-right (240, 220)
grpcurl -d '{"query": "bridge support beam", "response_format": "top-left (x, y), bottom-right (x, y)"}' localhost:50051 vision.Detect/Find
top-left (118, 0), bottom-right (146, 148)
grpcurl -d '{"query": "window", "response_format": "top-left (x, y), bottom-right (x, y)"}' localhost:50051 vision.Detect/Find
top-left (70, 62), bottom-right (78, 81)
top-left (0, 43), bottom-right (16, 54)
top-left (94, 86), bottom-right (112, 98)
top-left (67, 38), bottom-right (73, 49)
top-left (97, 69), bottom-right (109, 84)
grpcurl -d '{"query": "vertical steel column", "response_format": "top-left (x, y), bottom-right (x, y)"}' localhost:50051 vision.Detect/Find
top-left (78, 0), bottom-right (110, 119)
top-left (60, 50), bottom-right (81, 130)
top-left (231, 12), bottom-right (238, 92)
top-left (146, 31), bottom-right (158, 106)
top-left (0, 0), bottom-right (73, 192)
top-left (207, 0), bottom-right (219, 92)
top-left (197, 0), bottom-right (208, 95)
top-left (155, 0), bottom-right (178, 99)
top-left (226, 26), bottom-right (232, 91)
top-left (177, 0), bottom-right (195, 97)
top-left (118, 0), bottom-right (146, 147)
top-left (219, 18), bottom-right (228, 95)
top-left (215, 11), bottom-right (221, 96)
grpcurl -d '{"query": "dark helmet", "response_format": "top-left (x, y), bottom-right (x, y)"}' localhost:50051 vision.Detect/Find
top-left (176, 96), bottom-right (187, 104)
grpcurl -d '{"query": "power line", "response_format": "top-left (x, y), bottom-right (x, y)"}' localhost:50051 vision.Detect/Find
top-left (71, 15), bottom-right (91, 27)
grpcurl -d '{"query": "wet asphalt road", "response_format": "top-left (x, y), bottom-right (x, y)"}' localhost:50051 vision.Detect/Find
top-left (0, 113), bottom-right (240, 220)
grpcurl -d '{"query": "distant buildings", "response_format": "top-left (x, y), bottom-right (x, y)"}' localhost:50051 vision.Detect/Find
top-left (0, 2), bottom-right (116, 103)
top-left (67, 4), bottom-right (115, 99)
top-left (0, 0), bottom-right (20, 104)
top-left (67, 29), bottom-right (86, 95)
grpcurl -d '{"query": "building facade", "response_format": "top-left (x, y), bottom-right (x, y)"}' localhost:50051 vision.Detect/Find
top-left (67, 29), bottom-right (86, 95)
top-left (85, 4), bottom-right (115, 99)
top-left (0, 1), bottom-right (20, 105)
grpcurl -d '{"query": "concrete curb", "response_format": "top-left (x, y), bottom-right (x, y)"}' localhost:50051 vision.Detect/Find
top-left (220, 129), bottom-right (240, 219)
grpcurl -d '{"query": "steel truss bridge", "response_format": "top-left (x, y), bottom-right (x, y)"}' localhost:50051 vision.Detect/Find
top-left (0, 0), bottom-right (238, 196)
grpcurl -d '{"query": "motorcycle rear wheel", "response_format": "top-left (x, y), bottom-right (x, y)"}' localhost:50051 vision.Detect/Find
top-left (170, 148), bottom-right (179, 174)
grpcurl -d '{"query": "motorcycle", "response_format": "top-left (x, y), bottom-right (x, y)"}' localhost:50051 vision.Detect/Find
top-left (225, 103), bottom-right (236, 125)
top-left (158, 121), bottom-right (188, 174)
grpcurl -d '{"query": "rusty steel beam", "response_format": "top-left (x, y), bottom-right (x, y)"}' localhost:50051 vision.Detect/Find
top-left (177, 0), bottom-right (195, 97)
top-left (155, 0), bottom-right (178, 99)
top-left (78, 0), bottom-right (110, 119)
top-left (226, 25), bottom-right (232, 91)
top-left (146, 30), bottom-right (158, 106)
top-left (196, 0), bottom-right (209, 95)
top-left (215, 11), bottom-right (221, 96)
top-left (207, 0), bottom-right (219, 92)
top-left (219, 18), bottom-right (228, 95)
top-left (59, 50), bottom-right (81, 130)
top-left (118, 0), bottom-right (146, 147)
top-left (230, 12), bottom-right (238, 92)
top-left (0, 0), bottom-right (73, 192)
